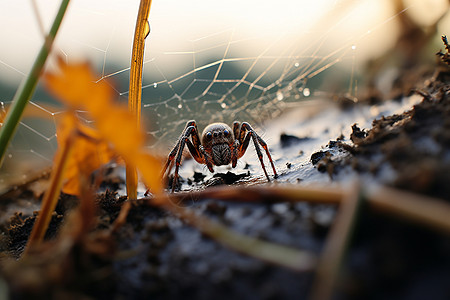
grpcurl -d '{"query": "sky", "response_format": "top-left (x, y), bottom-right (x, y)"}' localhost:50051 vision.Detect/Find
top-left (0, 0), bottom-right (448, 87)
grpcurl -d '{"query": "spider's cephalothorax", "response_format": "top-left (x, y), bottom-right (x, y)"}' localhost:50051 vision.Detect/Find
top-left (202, 123), bottom-right (234, 166)
top-left (163, 120), bottom-right (278, 192)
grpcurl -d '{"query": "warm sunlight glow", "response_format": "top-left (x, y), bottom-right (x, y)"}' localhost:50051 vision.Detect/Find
top-left (0, 0), bottom-right (404, 85)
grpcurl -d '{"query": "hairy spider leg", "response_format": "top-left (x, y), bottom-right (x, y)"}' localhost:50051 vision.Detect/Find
top-left (232, 122), bottom-right (251, 168)
top-left (183, 121), bottom-right (215, 172)
top-left (162, 141), bottom-right (180, 178)
top-left (238, 122), bottom-right (278, 180)
top-left (231, 121), bottom-right (242, 167)
top-left (242, 122), bottom-right (278, 178)
top-left (165, 121), bottom-right (214, 192)
top-left (161, 122), bottom-right (198, 191)
top-left (232, 121), bottom-right (240, 141)
top-left (171, 125), bottom-right (197, 192)
top-left (184, 121), bottom-right (203, 164)
top-left (162, 121), bottom-right (196, 177)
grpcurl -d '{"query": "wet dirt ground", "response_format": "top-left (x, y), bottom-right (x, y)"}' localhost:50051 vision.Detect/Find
top-left (1, 66), bottom-right (450, 299)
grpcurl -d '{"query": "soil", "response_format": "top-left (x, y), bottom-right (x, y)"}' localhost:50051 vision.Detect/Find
top-left (1, 64), bottom-right (450, 299)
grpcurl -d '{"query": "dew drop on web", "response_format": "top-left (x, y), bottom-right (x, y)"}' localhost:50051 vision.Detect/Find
top-left (303, 88), bottom-right (311, 97)
top-left (276, 91), bottom-right (284, 101)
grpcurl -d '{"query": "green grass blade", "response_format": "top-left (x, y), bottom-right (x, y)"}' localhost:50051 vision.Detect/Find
top-left (0, 0), bottom-right (71, 166)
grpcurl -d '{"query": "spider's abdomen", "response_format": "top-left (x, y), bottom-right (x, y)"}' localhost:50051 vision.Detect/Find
top-left (211, 143), bottom-right (231, 166)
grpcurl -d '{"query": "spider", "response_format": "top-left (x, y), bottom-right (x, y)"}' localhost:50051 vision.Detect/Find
top-left (163, 120), bottom-right (278, 191)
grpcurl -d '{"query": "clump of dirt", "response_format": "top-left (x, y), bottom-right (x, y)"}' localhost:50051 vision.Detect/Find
top-left (350, 69), bottom-right (450, 200)
top-left (169, 170), bottom-right (250, 191)
top-left (280, 133), bottom-right (312, 148)
top-left (207, 171), bottom-right (250, 186)
top-left (2, 212), bottom-right (63, 258)
top-left (308, 66), bottom-right (450, 200)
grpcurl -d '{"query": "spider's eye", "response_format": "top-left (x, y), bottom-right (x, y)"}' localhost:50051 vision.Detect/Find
top-left (223, 129), bottom-right (230, 137)
top-left (206, 132), bottom-right (212, 139)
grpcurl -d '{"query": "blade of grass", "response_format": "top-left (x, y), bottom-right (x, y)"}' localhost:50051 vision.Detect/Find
top-left (309, 181), bottom-right (363, 300)
top-left (0, 0), bottom-right (70, 167)
top-left (23, 120), bottom-right (75, 256)
top-left (126, 0), bottom-right (153, 199)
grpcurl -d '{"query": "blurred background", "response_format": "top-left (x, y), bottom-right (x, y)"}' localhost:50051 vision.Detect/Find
top-left (0, 0), bottom-right (449, 182)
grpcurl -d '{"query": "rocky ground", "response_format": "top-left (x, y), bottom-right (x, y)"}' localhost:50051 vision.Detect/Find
top-left (1, 59), bottom-right (450, 300)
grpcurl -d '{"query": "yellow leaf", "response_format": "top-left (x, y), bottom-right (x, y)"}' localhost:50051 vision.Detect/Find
top-left (45, 59), bottom-right (163, 196)
top-left (55, 113), bottom-right (116, 195)
top-left (46, 60), bottom-right (109, 111)
top-left (135, 152), bottom-right (163, 195)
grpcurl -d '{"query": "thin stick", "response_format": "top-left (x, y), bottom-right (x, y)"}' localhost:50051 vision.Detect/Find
top-left (168, 184), bottom-right (450, 234)
top-left (170, 184), bottom-right (343, 205)
top-left (23, 128), bottom-right (75, 255)
top-left (153, 198), bottom-right (317, 272)
top-left (111, 201), bottom-right (132, 233)
top-left (309, 182), bottom-right (363, 300)
top-left (367, 186), bottom-right (450, 234)
top-left (0, 0), bottom-right (71, 167)
top-left (126, 0), bottom-right (152, 200)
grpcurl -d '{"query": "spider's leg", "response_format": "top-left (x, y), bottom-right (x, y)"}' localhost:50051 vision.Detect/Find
top-left (233, 121), bottom-right (241, 142)
top-left (187, 120), bottom-right (201, 150)
top-left (236, 133), bottom-right (251, 159)
top-left (163, 121), bottom-right (196, 177)
top-left (199, 145), bottom-right (214, 172)
top-left (147, 138), bottom-right (179, 195)
top-left (231, 122), bottom-right (241, 167)
top-left (231, 140), bottom-right (239, 168)
top-left (162, 140), bottom-right (181, 178)
top-left (255, 135), bottom-right (278, 178)
top-left (184, 121), bottom-right (214, 172)
top-left (236, 122), bottom-right (269, 178)
top-left (184, 122), bottom-right (204, 164)
top-left (241, 122), bottom-right (278, 179)
top-left (172, 125), bottom-right (199, 192)
top-left (251, 133), bottom-right (271, 181)
top-left (235, 121), bottom-right (248, 145)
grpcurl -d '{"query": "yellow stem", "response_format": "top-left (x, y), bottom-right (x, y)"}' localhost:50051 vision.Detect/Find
top-left (126, 0), bottom-right (153, 200)
top-left (23, 129), bottom-right (75, 256)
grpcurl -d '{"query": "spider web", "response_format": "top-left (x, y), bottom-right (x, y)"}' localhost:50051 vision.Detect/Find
top-left (0, 0), bottom-right (411, 184)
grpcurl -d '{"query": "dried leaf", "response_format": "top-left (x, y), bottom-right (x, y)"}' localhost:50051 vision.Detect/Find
top-left (55, 114), bottom-right (116, 195)
top-left (45, 59), bottom-right (162, 195)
